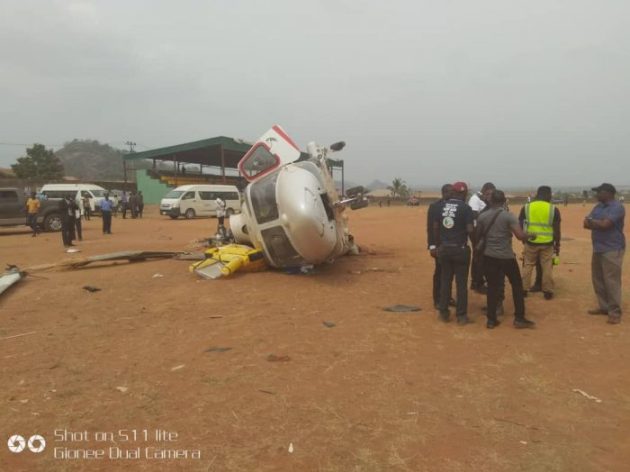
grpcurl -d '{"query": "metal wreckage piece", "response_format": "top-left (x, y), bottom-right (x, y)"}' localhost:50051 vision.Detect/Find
top-left (192, 125), bottom-right (367, 278)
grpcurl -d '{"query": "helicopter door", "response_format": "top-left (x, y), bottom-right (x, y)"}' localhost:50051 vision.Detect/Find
top-left (238, 125), bottom-right (301, 182)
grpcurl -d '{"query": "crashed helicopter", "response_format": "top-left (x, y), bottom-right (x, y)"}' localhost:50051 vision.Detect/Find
top-left (192, 126), bottom-right (367, 277)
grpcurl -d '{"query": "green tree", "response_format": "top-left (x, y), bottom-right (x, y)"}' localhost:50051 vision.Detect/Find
top-left (388, 177), bottom-right (408, 199)
top-left (11, 144), bottom-right (64, 180)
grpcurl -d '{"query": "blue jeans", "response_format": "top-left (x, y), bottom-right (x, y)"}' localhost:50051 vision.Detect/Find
top-left (27, 214), bottom-right (38, 233)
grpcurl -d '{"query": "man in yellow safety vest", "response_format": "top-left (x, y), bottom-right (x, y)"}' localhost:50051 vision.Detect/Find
top-left (519, 186), bottom-right (561, 300)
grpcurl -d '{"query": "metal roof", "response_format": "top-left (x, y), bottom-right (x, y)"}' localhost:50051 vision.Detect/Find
top-left (123, 136), bottom-right (253, 168)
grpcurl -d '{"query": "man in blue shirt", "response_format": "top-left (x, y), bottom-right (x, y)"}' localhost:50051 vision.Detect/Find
top-left (100, 194), bottom-right (114, 234)
top-left (584, 183), bottom-right (625, 324)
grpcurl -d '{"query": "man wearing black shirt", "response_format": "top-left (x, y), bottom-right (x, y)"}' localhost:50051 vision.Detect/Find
top-left (431, 181), bottom-right (474, 324)
top-left (427, 184), bottom-right (454, 308)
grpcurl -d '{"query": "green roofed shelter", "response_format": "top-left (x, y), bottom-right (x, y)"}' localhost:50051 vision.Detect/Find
top-left (122, 136), bottom-right (253, 204)
top-left (123, 136), bottom-right (253, 180)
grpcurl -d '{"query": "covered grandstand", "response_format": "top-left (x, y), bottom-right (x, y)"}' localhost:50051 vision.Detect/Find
top-left (122, 136), bottom-right (253, 204)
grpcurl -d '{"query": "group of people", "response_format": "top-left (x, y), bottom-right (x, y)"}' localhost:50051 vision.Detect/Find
top-left (24, 190), bottom-right (146, 247)
top-left (59, 195), bottom-right (84, 247)
top-left (427, 181), bottom-right (625, 328)
top-left (118, 191), bottom-right (144, 219)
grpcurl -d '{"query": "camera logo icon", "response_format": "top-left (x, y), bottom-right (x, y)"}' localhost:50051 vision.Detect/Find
top-left (28, 435), bottom-right (46, 453)
top-left (7, 434), bottom-right (46, 453)
top-left (7, 435), bottom-right (26, 453)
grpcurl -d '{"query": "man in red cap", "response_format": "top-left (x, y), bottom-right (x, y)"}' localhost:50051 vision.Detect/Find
top-left (430, 181), bottom-right (474, 324)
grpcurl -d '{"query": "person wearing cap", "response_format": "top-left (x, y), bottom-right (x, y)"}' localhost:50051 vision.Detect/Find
top-left (584, 183), bottom-right (625, 324)
top-left (427, 184), bottom-right (455, 308)
top-left (519, 186), bottom-right (561, 300)
top-left (468, 182), bottom-right (496, 293)
top-left (431, 181), bottom-right (474, 324)
top-left (477, 190), bottom-right (536, 329)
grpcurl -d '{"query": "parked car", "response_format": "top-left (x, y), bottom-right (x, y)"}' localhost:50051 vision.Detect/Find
top-left (407, 197), bottom-right (420, 206)
top-left (160, 184), bottom-right (241, 219)
top-left (0, 187), bottom-right (65, 231)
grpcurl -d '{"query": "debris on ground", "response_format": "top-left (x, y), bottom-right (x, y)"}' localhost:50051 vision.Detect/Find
top-left (170, 364), bottom-right (186, 371)
top-left (175, 252), bottom-right (206, 261)
top-left (0, 267), bottom-right (26, 297)
top-left (205, 347), bottom-right (232, 353)
top-left (152, 273), bottom-right (164, 278)
top-left (322, 321), bottom-right (336, 328)
top-left (383, 304), bottom-right (422, 313)
top-left (115, 386), bottom-right (128, 393)
top-left (82, 285), bottom-right (101, 293)
top-left (26, 251), bottom-right (182, 272)
top-left (572, 388), bottom-right (602, 403)
top-left (190, 245), bottom-right (266, 279)
top-left (257, 389), bottom-right (275, 395)
top-left (65, 248), bottom-right (80, 253)
top-left (1, 331), bottom-right (37, 342)
top-left (348, 267), bottom-right (399, 275)
top-left (267, 354), bottom-right (291, 362)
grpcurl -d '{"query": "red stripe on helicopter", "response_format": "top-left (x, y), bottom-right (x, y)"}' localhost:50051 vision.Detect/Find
top-left (272, 125), bottom-right (300, 151)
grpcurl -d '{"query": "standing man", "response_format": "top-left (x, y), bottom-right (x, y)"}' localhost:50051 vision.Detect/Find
top-left (427, 184), bottom-right (454, 308)
top-left (468, 182), bottom-right (496, 293)
top-left (59, 196), bottom-right (74, 247)
top-left (215, 196), bottom-right (227, 235)
top-left (100, 194), bottom-right (113, 234)
top-left (129, 191), bottom-right (138, 219)
top-left (431, 181), bottom-right (474, 324)
top-left (82, 194), bottom-right (91, 220)
top-left (584, 183), bottom-right (625, 324)
top-left (137, 191), bottom-right (144, 218)
top-left (519, 186), bottom-right (561, 300)
top-left (25, 192), bottom-right (40, 237)
top-left (478, 190), bottom-right (535, 329)
top-left (121, 191), bottom-right (128, 219)
top-left (74, 196), bottom-right (83, 241)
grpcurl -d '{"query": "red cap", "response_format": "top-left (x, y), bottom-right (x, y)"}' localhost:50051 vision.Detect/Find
top-left (452, 181), bottom-right (468, 193)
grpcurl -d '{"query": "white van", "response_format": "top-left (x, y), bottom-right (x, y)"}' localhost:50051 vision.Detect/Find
top-left (40, 183), bottom-right (108, 211)
top-left (160, 184), bottom-right (241, 219)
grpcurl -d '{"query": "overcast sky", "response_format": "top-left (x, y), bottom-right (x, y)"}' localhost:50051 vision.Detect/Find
top-left (1, 0), bottom-right (629, 188)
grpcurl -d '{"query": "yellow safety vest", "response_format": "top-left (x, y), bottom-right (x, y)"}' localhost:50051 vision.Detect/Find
top-left (524, 201), bottom-right (554, 244)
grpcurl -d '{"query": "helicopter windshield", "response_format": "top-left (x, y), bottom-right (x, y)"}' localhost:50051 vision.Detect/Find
top-left (250, 172), bottom-right (279, 224)
top-left (239, 143), bottom-right (280, 180)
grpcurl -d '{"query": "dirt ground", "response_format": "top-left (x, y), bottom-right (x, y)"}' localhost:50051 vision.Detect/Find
top-left (1, 203), bottom-right (629, 472)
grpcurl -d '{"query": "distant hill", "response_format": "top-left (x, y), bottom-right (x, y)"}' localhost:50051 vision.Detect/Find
top-left (55, 139), bottom-right (128, 180)
top-left (365, 179), bottom-right (389, 191)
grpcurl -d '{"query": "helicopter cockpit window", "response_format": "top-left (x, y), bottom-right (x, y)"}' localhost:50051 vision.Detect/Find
top-left (239, 143), bottom-right (280, 180)
top-left (250, 172), bottom-right (279, 224)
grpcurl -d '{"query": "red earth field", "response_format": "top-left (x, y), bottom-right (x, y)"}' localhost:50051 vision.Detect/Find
top-left (1, 203), bottom-right (628, 471)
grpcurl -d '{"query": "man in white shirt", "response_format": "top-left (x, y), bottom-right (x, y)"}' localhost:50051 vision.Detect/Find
top-left (469, 182), bottom-right (496, 292)
top-left (468, 182), bottom-right (495, 217)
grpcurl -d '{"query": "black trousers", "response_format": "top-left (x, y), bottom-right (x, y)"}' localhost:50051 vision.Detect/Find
top-left (483, 256), bottom-right (526, 322)
top-left (471, 247), bottom-right (486, 289)
top-left (75, 218), bottom-right (82, 240)
top-left (438, 246), bottom-right (471, 317)
top-left (61, 220), bottom-right (73, 246)
top-left (432, 257), bottom-right (454, 306)
top-left (102, 211), bottom-right (112, 234)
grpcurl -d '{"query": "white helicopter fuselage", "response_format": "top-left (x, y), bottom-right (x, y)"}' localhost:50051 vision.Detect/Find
top-left (231, 144), bottom-right (352, 269)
